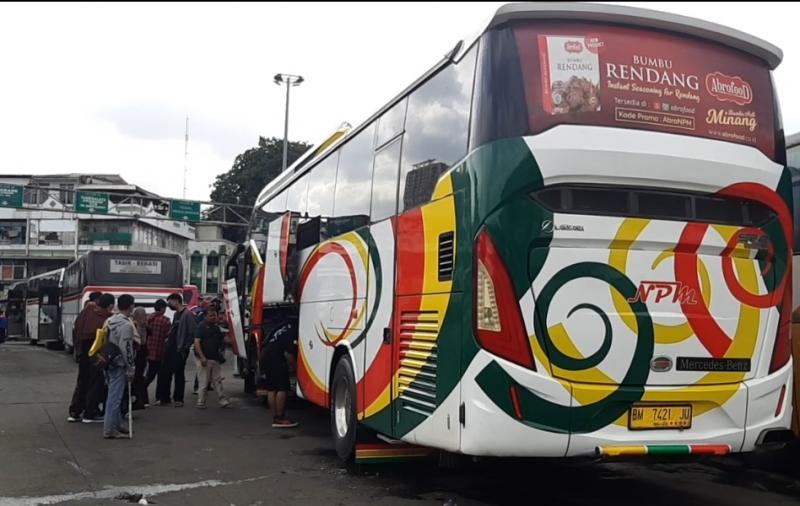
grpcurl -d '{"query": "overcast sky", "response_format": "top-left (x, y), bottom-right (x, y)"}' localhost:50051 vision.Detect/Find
top-left (1, 2), bottom-right (798, 202)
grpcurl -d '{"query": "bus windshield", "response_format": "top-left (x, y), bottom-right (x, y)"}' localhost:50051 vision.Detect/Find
top-left (472, 20), bottom-right (779, 161)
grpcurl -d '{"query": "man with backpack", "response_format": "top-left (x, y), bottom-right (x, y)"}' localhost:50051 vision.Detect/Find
top-left (68, 292), bottom-right (113, 424)
top-left (102, 294), bottom-right (136, 439)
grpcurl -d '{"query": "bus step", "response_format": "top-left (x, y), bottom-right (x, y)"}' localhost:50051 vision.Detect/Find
top-left (355, 443), bottom-right (433, 464)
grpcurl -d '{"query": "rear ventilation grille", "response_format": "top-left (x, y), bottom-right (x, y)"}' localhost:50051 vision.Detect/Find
top-left (532, 185), bottom-right (775, 227)
top-left (398, 310), bottom-right (439, 417)
top-left (438, 232), bottom-right (454, 282)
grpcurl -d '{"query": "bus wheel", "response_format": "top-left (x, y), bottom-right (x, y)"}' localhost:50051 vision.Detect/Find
top-left (331, 356), bottom-right (357, 462)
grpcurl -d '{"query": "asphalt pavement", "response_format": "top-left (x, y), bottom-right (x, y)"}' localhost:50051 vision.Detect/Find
top-left (2, 341), bottom-right (800, 506)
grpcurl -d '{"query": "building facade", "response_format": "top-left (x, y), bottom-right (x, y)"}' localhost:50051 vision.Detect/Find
top-left (0, 174), bottom-right (235, 298)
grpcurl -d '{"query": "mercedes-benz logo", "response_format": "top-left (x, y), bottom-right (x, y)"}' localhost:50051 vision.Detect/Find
top-left (541, 220), bottom-right (554, 233)
top-left (650, 356), bottom-right (673, 372)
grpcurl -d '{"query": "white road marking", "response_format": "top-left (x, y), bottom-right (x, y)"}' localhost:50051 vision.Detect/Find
top-left (0, 475), bottom-right (273, 506)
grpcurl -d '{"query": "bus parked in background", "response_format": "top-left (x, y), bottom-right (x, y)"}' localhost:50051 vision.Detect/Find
top-left (61, 250), bottom-right (184, 353)
top-left (8, 268), bottom-right (65, 347)
top-left (233, 2), bottom-right (793, 461)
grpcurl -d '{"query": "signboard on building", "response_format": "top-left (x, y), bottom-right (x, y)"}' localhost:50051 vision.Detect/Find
top-left (170, 199), bottom-right (201, 221)
top-left (0, 184), bottom-right (24, 208)
top-left (110, 259), bottom-right (162, 275)
top-left (75, 191), bottom-right (109, 214)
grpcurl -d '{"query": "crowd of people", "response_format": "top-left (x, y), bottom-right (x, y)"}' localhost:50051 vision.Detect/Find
top-left (64, 292), bottom-right (288, 439)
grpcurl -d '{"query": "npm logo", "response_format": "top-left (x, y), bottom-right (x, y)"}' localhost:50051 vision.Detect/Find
top-left (627, 281), bottom-right (698, 305)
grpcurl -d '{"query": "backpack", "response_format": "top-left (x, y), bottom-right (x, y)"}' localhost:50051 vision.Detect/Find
top-left (89, 321), bottom-right (122, 368)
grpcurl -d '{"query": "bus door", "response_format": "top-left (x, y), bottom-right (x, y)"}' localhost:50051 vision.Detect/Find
top-left (6, 289), bottom-right (24, 338)
top-left (38, 285), bottom-right (61, 342)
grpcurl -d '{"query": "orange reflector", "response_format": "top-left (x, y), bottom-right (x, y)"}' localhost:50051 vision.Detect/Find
top-left (775, 384), bottom-right (787, 417)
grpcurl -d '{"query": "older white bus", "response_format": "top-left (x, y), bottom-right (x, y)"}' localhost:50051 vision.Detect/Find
top-left (9, 268), bottom-right (65, 347)
top-left (61, 250), bottom-right (184, 353)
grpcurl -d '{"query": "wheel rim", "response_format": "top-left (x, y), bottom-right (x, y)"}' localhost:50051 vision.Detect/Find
top-left (334, 377), bottom-right (351, 439)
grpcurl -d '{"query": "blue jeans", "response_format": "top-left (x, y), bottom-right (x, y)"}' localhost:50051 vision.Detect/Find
top-left (103, 366), bottom-right (127, 436)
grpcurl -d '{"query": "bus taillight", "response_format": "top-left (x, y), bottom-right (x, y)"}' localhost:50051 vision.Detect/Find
top-left (474, 229), bottom-right (535, 370)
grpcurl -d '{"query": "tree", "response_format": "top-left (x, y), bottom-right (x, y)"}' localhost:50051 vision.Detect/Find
top-left (211, 136), bottom-right (310, 206)
top-left (211, 136), bottom-right (311, 242)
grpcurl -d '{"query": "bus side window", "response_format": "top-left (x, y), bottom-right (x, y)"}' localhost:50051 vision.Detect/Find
top-left (331, 123), bottom-right (375, 237)
top-left (399, 46), bottom-right (476, 212)
top-left (306, 152), bottom-right (339, 243)
top-left (370, 138), bottom-right (402, 223)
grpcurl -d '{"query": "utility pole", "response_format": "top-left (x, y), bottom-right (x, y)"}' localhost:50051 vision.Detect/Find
top-left (273, 74), bottom-right (304, 171)
top-left (183, 116), bottom-right (189, 199)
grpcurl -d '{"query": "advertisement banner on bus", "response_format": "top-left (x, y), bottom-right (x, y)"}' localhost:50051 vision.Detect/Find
top-left (517, 22), bottom-right (775, 157)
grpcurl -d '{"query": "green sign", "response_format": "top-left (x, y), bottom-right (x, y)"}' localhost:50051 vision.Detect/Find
top-left (170, 199), bottom-right (201, 221)
top-left (0, 184), bottom-right (24, 208)
top-left (75, 191), bottom-right (109, 214)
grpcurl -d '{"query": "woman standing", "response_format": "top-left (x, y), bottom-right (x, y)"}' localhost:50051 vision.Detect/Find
top-left (130, 307), bottom-right (149, 409)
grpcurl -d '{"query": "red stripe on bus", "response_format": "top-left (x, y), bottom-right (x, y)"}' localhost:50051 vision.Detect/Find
top-left (396, 209), bottom-right (425, 296)
top-left (62, 286), bottom-right (181, 303)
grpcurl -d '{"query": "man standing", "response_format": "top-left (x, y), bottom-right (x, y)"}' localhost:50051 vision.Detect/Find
top-left (157, 293), bottom-right (197, 407)
top-left (147, 299), bottom-right (170, 399)
top-left (103, 294), bottom-right (136, 439)
top-left (68, 292), bottom-right (112, 423)
top-left (261, 311), bottom-right (299, 428)
top-left (193, 307), bottom-right (231, 409)
top-left (0, 309), bottom-right (7, 343)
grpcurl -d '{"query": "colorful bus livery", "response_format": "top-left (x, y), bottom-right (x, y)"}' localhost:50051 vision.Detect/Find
top-left (243, 3), bottom-right (793, 460)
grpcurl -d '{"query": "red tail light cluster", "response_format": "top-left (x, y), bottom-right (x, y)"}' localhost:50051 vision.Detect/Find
top-left (474, 229), bottom-right (535, 370)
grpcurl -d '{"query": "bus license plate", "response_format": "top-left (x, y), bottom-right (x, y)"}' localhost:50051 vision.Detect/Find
top-left (629, 405), bottom-right (692, 430)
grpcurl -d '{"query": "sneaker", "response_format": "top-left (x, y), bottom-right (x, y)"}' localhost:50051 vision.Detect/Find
top-left (154, 400), bottom-right (170, 406)
top-left (174, 401), bottom-right (184, 408)
top-left (272, 417), bottom-right (299, 428)
top-left (118, 426), bottom-right (130, 435)
top-left (219, 399), bottom-right (232, 409)
top-left (82, 416), bottom-right (104, 424)
top-left (103, 432), bottom-right (124, 439)
top-left (67, 415), bottom-right (81, 423)
top-left (144, 404), bottom-right (150, 408)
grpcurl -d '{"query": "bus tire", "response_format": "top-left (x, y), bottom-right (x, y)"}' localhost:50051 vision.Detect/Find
top-left (331, 355), bottom-right (357, 462)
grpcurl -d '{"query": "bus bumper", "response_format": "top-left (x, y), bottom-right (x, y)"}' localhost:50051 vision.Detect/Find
top-left (459, 352), bottom-right (793, 457)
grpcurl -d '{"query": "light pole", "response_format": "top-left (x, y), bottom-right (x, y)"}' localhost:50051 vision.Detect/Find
top-left (274, 73), bottom-right (304, 172)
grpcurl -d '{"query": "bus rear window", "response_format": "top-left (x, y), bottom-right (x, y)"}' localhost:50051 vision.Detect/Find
top-left (472, 21), bottom-right (777, 160)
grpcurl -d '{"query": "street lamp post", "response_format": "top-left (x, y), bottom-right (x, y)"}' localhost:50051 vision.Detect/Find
top-left (274, 73), bottom-right (304, 172)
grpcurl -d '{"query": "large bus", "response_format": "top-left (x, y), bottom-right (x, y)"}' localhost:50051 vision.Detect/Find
top-left (8, 268), bottom-right (65, 347)
top-left (232, 3), bottom-right (793, 460)
top-left (61, 250), bottom-right (184, 353)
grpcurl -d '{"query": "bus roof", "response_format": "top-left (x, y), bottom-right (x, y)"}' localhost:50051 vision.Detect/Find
top-left (467, 2), bottom-right (782, 69)
top-left (254, 2), bottom-right (783, 208)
